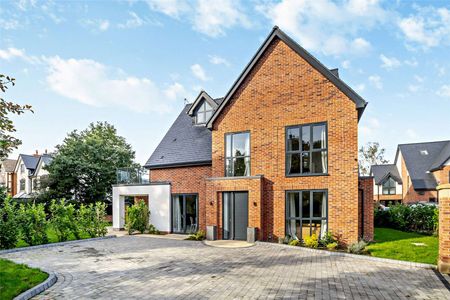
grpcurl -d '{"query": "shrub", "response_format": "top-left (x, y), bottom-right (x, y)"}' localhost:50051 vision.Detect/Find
top-left (18, 203), bottom-right (48, 246)
top-left (77, 202), bottom-right (108, 238)
top-left (374, 209), bottom-right (392, 227)
top-left (326, 242), bottom-right (338, 250)
top-left (0, 197), bottom-right (20, 249)
top-left (347, 240), bottom-right (368, 254)
top-left (126, 200), bottom-right (149, 234)
top-left (186, 230), bottom-right (206, 241)
top-left (304, 234), bottom-right (319, 248)
top-left (319, 231), bottom-right (337, 247)
top-left (49, 199), bottom-right (79, 242)
top-left (288, 239), bottom-right (301, 246)
top-left (147, 224), bottom-right (160, 235)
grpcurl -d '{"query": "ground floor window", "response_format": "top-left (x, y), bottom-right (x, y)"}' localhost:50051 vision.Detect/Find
top-left (172, 194), bottom-right (198, 234)
top-left (285, 190), bottom-right (327, 240)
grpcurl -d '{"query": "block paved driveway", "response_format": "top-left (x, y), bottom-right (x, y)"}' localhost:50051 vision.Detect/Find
top-left (2, 236), bottom-right (450, 299)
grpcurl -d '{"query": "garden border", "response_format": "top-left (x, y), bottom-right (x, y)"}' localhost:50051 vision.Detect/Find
top-left (13, 268), bottom-right (57, 300)
top-left (258, 241), bottom-right (436, 269)
top-left (0, 235), bottom-right (116, 255)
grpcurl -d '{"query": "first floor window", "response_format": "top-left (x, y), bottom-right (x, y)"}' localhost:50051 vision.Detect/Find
top-left (225, 132), bottom-right (250, 177)
top-left (382, 177), bottom-right (396, 195)
top-left (285, 190), bottom-right (327, 240)
top-left (19, 178), bottom-right (25, 191)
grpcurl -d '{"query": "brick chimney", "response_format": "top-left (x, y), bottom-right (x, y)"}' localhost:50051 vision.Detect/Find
top-left (33, 150), bottom-right (39, 157)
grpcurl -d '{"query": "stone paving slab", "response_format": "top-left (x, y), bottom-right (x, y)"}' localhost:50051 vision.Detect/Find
top-left (1, 235), bottom-right (449, 299)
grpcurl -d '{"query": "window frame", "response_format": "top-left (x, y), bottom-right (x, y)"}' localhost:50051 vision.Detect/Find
top-left (285, 189), bottom-right (328, 240)
top-left (195, 100), bottom-right (213, 125)
top-left (224, 131), bottom-right (251, 177)
top-left (171, 193), bottom-right (199, 234)
top-left (285, 122), bottom-right (328, 177)
top-left (382, 177), bottom-right (396, 195)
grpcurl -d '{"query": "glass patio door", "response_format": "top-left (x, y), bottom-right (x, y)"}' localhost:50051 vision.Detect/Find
top-left (172, 194), bottom-right (198, 234)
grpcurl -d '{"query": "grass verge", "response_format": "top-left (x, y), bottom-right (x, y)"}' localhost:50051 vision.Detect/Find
top-left (0, 258), bottom-right (48, 300)
top-left (366, 227), bottom-right (438, 265)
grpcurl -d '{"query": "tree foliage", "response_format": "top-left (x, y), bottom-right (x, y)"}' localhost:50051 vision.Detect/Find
top-left (43, 122), bottom-right (136, 204)
top-left (0, 74), bottom-right (33, 160)
top-left (358, 142), bottom-right (389, 175)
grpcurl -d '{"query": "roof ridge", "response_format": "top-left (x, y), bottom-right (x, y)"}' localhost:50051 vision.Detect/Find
top-left (398, 140), bottom-right (450, 146)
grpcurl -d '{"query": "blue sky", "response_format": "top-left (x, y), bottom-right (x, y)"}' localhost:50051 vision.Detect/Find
top-left (1, 0), bottom-right (449, 164)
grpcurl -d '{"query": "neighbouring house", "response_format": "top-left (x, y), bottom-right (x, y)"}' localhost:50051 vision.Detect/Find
top-left (371, 140), bottom-right (450, 205)
top-left (13, 151), bottom-right (53, 200)
top-left (112, 26), bottom-right (374, 244)
top-left (0, 159), bottom-right (17, 195)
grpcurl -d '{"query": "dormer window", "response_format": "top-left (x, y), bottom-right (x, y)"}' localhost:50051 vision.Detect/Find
top-left (195, 101), bottom-right (213, 124)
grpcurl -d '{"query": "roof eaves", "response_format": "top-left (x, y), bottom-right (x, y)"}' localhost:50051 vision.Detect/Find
top-left (207, 26), bottom-right (368, 129)
top-left (144, 160), bottom-right (212, 170)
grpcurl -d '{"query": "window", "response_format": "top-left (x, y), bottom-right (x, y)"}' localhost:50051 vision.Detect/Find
top-left (195, 101), bottom-right (213, 124)
top-left (382, 177), bottom-right (396, 195)
top-left (20, 164), bottom-right (26, 174)
top-left (19, 179), bottom-right (25, 191)
top-left (286, 123), bottom-right (327, 176)
top-left (225, 132), bottom-right (250, 176)
top-left (286, 190), bottom-right (327, 240)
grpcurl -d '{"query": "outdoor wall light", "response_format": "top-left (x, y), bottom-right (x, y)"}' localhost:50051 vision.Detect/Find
top-left (209, 200), bottom-right (214, 206)
top-left (253, 201), bottom-right (257, 207)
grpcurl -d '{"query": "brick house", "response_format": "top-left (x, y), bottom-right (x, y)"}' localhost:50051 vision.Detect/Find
top-left (371, 140), bottom-right (450, 205)
top-left (113, 27), bottom-right (373, 244)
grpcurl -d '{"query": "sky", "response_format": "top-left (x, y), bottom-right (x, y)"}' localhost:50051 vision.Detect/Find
top-left (1, 0), bottom-right (449, 165)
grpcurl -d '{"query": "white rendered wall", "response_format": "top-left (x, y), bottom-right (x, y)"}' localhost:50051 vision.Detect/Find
top-left (112, 184), bottom-right (171, 232)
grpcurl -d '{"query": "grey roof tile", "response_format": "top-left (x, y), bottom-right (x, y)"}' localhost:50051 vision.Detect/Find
top-left (1, 159), bottom-right (16, 172)
top-left (397, 140), bottom-right (450, 190)
top-left (370, 164), bottom-right (402, 185)
top-left (20, 154), bottom-right (40, 171)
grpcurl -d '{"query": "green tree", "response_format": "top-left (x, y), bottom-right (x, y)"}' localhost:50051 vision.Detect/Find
top-left (358, 142), bottom-right (389, 175)
top-left (44, 122), bottom-right (136, 204)
top-left (0, 74), bottom-right (33, 160)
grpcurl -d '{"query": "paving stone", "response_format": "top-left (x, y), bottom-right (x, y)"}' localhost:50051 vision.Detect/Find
top-left (1, 236), bottom-right (449, 299)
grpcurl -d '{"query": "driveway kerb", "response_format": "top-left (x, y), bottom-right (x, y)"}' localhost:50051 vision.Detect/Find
top-left (257, 241), bottom-right (436, 269)
top-left (13, 269), bottom-right (57, 300)
top-left (0, 235), bottom-right (116, 255)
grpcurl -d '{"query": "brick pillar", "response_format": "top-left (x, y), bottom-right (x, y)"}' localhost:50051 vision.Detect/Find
top-left (438, 184), bottom-right (450, 274)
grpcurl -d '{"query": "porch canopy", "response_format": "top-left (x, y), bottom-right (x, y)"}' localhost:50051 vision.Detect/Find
top-left (112, 183), bottom-right (171, 232)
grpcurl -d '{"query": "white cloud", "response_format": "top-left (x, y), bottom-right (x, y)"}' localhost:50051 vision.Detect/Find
top-left (81, 19), bottom-right (110, 32)
top-left (404, 58), bottom-right (418, 67)
top-left (355, 83), bottom-right (365, 93)
top-left (256, 0), bottom-right (388, 56)
top-left (359, 117), bottom-right (381, 139)
top-left (406, 128), bottom-right (419, 139)
top-left (190, 64), bottom-right (210, 81)
top-left (45, 56), bottom-right (175, 113)
top-left (341, 60), bottom-right (350, 69)
top-left (208, 55), bottom-right (230, 66)
top-left (368, 75), bottom-right (382, 89)
top-left (164, 82), bottom-right (187, 101)
top-left (0, 47), bottom-right (40, 64)
top-left (118, 11), bottom-right (149, 29)
top-left (146, 0), bottom-right (250, 37)
top-left (414, 75), bottom-right (424, 83)
top-left (398, 6), bottom-right (450, 49)
top-left (408, 84), bottom-right (420, 93)
top-left (0, 19), bottom-right (21, 30)
top-left (437, 85), bottom-right (450, 98)
top-left (379, 54), bottom-right (401, 70)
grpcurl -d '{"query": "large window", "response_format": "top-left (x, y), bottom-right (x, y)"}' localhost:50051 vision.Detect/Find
top-left (285, 190), bottom-right (327, 240)
top-left (286, 123), bottom-right (327, 176)
top-left (225, 132), bottom-right (250, 177)
top-left (195, 101), bottom-right (213, 124)
top-left (172, 194), bottom-right (198, 234)
top-left (382, 177), bottom-right (396, 195)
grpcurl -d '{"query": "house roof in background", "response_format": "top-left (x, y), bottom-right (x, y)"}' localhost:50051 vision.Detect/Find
top-left (429, 141), bottom-right (450, 171)
top-left (1, 159), bottom-right (17, 172)
top-left (144, 104), bottom-right (213, 169)
top-left (370, 164), bottom-right (402, 185)
top-left (207, 26), bottom-right (368, 129)
top-left (19, 154), bottom-right (40, 171)
top-left (396, 140), bottom-right (450, 190)
top-left (187, 90), bottom-right (218, 116)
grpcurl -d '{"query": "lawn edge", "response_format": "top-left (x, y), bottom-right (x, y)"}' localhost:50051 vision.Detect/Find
top-left (257, 241), bottom-right (436, 269)
top-left (0, 235), bottom-right (116, 255)
top-left (13, 269), bottom-right (57, 300)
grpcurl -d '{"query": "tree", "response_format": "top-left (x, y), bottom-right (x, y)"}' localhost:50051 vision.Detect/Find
top-left (43, 122), bottom-right (137, 204)
top-left (358, 142), bottom-right (389, 175)
top-left (0, 74), bottom-right (33, 160)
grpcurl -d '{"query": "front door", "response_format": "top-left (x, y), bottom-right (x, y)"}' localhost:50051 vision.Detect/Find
top-left (223, 192), bottom-right (248, 240)
top-left (172, 194), bottom-right (198, 234)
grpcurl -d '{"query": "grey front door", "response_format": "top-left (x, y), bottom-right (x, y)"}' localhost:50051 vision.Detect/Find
top-left (223, 192), bottom-right (248, 240)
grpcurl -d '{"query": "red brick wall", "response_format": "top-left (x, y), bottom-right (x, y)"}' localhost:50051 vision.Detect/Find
top-left (438, 184), bottom-right (450, 273)
top-left (150, 165), bottom-right (212, 231)
top-left (434, 165), bottom-right (450, 185)
top-left (210, 37), bottom-right (360, 244)
top-left (358, 177), bottom-right (374, 241)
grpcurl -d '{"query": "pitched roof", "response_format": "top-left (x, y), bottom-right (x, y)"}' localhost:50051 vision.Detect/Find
top-left (429, 141), bottom-right (450, 171)
top-left (19, 154), bottom-right (40, 171)
top-left (1, 159), bottom-right (16, 172)
top-left (396, 140), bottom-right (450, 190)
top-left (187, 91), bottom-right (218, 116)
top-left (31, 154), bottom-right (53, 176)
top-left (144, 104), bottom-right (213, 169)
top-left (206, 26), bottom-right (368, 129)
top-left (370, 164), bottom-right (402, 185)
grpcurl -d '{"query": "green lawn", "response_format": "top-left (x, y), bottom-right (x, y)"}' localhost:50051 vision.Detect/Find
top-left (16, 227), bottom-right (91, 248)
top-left (366, 228), bottom-right (438, 265)
top-left (0, 259), bottom-right (48, 300)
